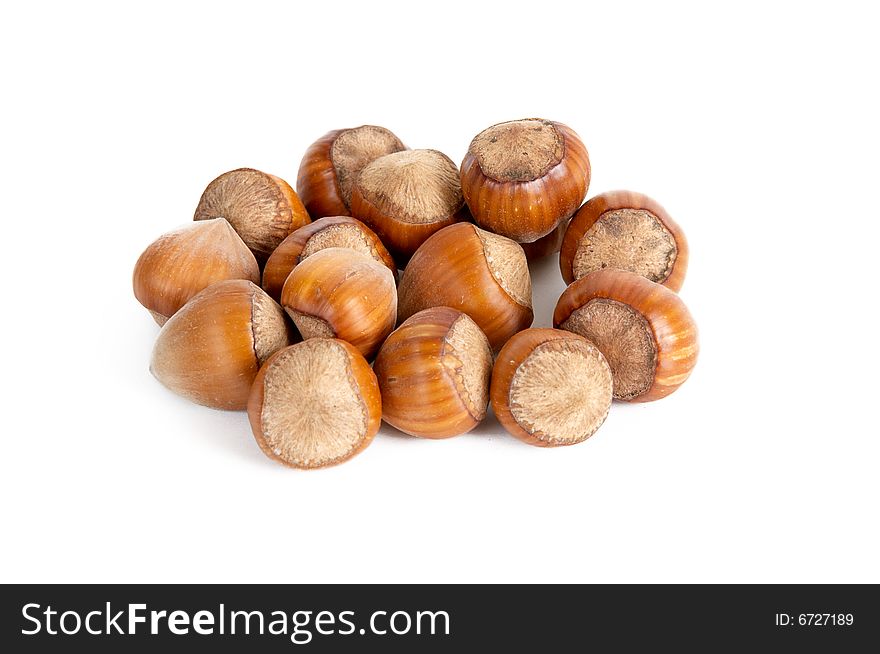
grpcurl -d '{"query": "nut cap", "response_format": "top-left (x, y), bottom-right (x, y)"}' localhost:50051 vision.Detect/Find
top-left (554, 269), bottom-right (698, 402)
top-left (296, 126), bottom-right (406, 218)
top-left (194, 168), bottom-right (310, 262)
top-left (491, 328), bottom-right (613, 446)
top-left (248, 338), bottom-right (381, 469)
top-left (560, 190), bottom-right (689, 289)
top-left (461, 119), bottom-right (590, 243)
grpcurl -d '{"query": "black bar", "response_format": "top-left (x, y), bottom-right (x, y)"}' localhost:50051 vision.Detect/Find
top-left (1, 584), bottom-right (875, 651)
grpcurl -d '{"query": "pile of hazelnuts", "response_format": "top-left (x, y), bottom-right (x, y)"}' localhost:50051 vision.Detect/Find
top-left (134, 119), bottom-right (698, 469)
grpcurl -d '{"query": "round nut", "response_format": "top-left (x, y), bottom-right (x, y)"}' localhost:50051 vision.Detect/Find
top-left (397, 222), bottom-right (533, 352)
top-left (262, 216), bottom-right (397, 302)
top-left (560, 190), bottom-right (689, 290)
top-left (281, 248), bottom-right (397, 360)
top-left (374, 307), bottom-right (493, 439)
top-left (554, 269), bottom-right (698, 402)
top-left (248, 338), bottom-right (381, 469)
top-left (460, 118), bottom-right (590, 243)
top-left (491, 328), bottom-right (613, 447)
top-left (296, 125), bottom-right (406, 218)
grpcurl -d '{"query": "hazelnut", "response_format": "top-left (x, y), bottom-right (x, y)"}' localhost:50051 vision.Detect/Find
top-left (560, 190), bottom-right (689, 290)
top-left (350, 149), bottom-right (469, 261)
top-left (262, 216), bottom-right (397, 302)
top-left (490, 328), bottom-right (613, 447)
top-left (248, 338), bottom-right (381, 469)
top-left (296, 125), bottom-right (406, 218)
top-left (554, 269), bottom-right (698, 402)
top-left (397, 222), bottom-right (533, 352)
top-left (281, 248), bottom-right (397, 359)
top-left (460, 118), bottom-right (590, 243)
top-left (193, 168), bottom-right (310, 263)
top-left (374, 307), bottom-right (493, 439)
top-left (150, 280), bottom-right (292, 410)
top-left (133, 218), bottom-right (259, 325)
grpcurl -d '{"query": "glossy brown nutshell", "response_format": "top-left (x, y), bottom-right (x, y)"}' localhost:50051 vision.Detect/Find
top-left (248, 339), bottom-right (381, 469)
top-left (491, 328), bottom-right (613, 447)
top-left (460, 118), bottom-right (590, 243)
top-left (350, 149), bottom-right (469, 261)
top-left (560, 190), bottom-right (689, 290)
top-left (133, 218), bottom-right (259, 325)
top-left (150, 280), bottom-right (292, 410)
top-left (554, 269), bottom-right (698, 402)
top-left (397, 222), bottom-right (533, 352)
top-left (261, 216), bottom-right (397, 302)
top-left (296, 126), bottom-right (406, 218)
top-left (374, 307), bottom-right (493, 439)
top-left (194, 168), bottom-right (310, 263)
top-left (281, 248), bottom-right (397, 360)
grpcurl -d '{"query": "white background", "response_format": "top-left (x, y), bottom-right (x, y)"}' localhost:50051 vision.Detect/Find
top-left (1, 1), bottom-right (878, 583)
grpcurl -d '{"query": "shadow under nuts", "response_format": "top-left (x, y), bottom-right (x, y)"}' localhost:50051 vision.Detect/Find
top-left (262, 216), bottom-right (397, 302)
top-left (491, 328), bottom-right (613, 447)
top-left (194, 168), bottom-right (310, 263)
top-left (560, 190), bottom-right (689, 290)
top-left (248, 338), bottom-right (381, 469)
top-left (296, 125), bottom-right (406, 219)
top-left (553, 269), bottom-right (698, 402)
top-left (133, 217), bottom-right (259, 325)
top-left (520, 219), bottom-right (569, 261)
top-left (350, 149), bottom-right (469, 262)
top-left (397, 222), bottom-right (533, 352)
top-left (151, 280), bottom-right (292, 410)
top-left (374, 307), bottom-right (493, 439)
top-left (460, 118), bottom-right (590, 243)
top-left (281, 248), bottom-right (397, 360)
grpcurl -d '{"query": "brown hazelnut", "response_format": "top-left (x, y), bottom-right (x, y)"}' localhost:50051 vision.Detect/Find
top-left (248, 338), bottom-right (381, 469)
top-left (397, 222), bottom-right (533, 352)
top-left (133, 218), bottom-right (259, 325)
top-left (554, 269), bottom-right (698, 402)
top-left (194, 168), bottom-right (310, 263)
top-left (490, 328), bottom-right (613, 447)
top-left (460, 118), bottom-right (590, 243)
top-left (374, 307), bottom-right (493, 439)
top-left (296, 125), bottom-right (406, 218)
top-left (150, 280), bottom-right (292, 410)
top-left (349, 149), bottom-right (469, 261)
top-left (281, 248), bottom-right (397, 359)
top-left (560, 190), bottom-right (689, 290)
top-left (262, 216), bottom-right (397, 302)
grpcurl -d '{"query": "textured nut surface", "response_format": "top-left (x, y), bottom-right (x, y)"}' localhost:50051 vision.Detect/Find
top-left (296, 126), bottom-right (405, 218)
top-left (194, 168), bottom-right (309, 262)
top-left (461, 118), bottom-right (590, 243)
top-left (491, 328), bottom-right (612, 446)
top-left (561, 191), bottom-right (688, 290)
top-left (554, 269), bottom-right (698, 402)
top-left (248, 339), bottom-right (381, 469)
top-left (350, 149), bottom-right (467, 260)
